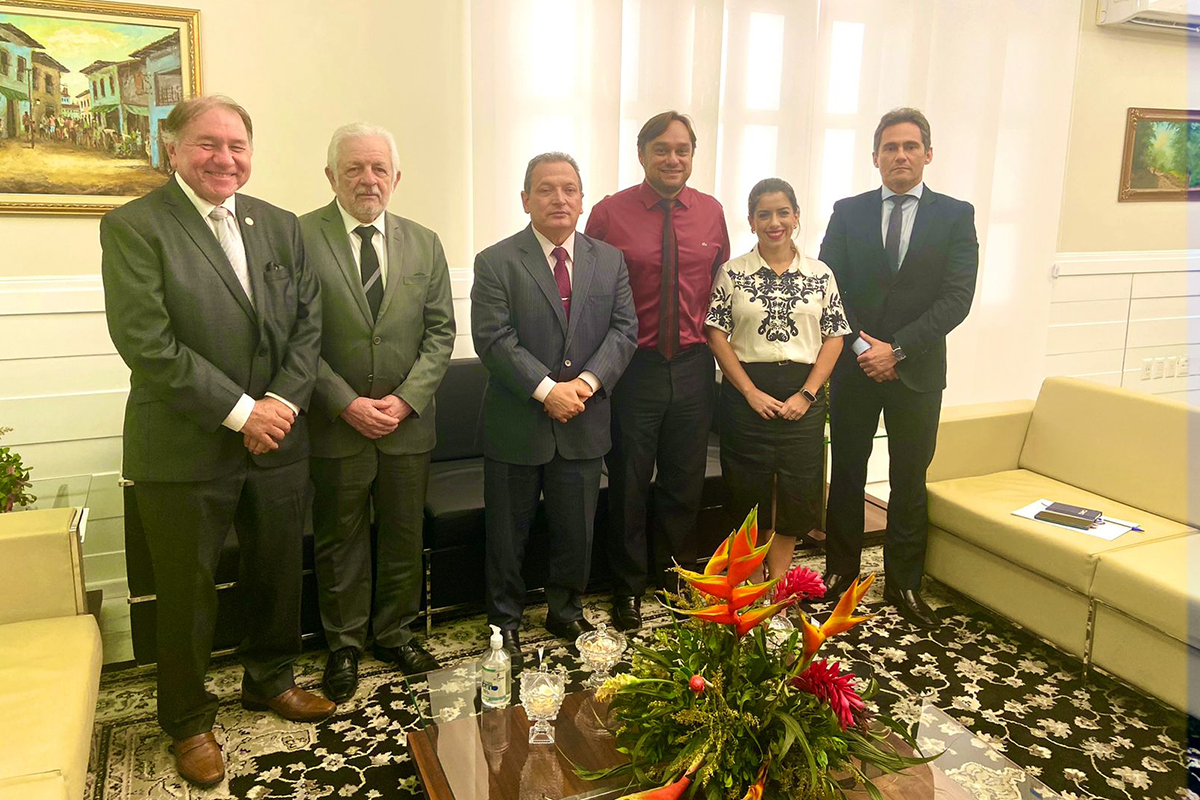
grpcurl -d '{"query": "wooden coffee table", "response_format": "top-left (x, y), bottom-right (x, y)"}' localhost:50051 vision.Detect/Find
top-left (406, 667), bottom-right (1058, 800)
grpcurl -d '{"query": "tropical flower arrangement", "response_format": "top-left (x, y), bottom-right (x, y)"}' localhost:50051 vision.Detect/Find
top-left (586, 507), bottom-right (932, 800)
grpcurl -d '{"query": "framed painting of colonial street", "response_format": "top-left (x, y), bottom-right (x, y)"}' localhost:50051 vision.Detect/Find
top-left (0, 0), bottom-right (199, 214)
top-left (1118, 107), bottom-right (1200, 203)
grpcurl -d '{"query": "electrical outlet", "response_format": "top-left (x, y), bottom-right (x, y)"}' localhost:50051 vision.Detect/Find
top-left (1179, 355), bottom-right (1190, 375)
top-left (1141, 358), bottom-right (1153, 380)
top-left (1165, 356), bottom-right (1178, 378)
top-left (1152, 358), bottom-right (1165, 379)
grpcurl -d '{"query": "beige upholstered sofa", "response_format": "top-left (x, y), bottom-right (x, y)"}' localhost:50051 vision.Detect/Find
top-left (924, 377), bottom-right (1198, 716)
top-left (0, 508), bottom-right (103, 800)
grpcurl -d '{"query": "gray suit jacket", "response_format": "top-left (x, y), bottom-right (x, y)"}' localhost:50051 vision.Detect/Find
top-left (300, 200), bottom-right (456, 458)
top-left (471, 225), bottom-right (637, 465)
top-left (100, 178), bottom-right (322, 482)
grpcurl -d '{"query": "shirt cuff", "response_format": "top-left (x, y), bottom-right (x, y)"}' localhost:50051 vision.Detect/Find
top-left (266, 392), bottom-right (300, 418)
top-left (851, 336), bottom-right (871, 356)
top-left (532, 376), bottom-right (556, 403)
top-left (579, 371), bottom-right (601, 393)
top-left (221, 393), bottom-right (257, 432)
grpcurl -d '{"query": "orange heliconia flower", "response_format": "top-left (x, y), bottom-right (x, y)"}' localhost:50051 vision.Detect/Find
top-left (673, 507), bottom-right (792, 638)
top-left (798, 574), bottom-right (876, 662)
top-left (737, 760), bottom-right (770, 800)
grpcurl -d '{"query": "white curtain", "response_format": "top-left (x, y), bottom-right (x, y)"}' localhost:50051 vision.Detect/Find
top-left (467, 0), bottom-right (1081, 404)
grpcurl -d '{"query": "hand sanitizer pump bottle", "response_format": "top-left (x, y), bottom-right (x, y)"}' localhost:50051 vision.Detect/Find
top-left (480, 624), bottom-right (511, 708)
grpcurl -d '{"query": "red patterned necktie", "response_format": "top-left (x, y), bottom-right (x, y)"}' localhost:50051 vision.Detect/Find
top-left (657, 198), bottom-right (679, 360)
top-left (552, 246), bottom-right (571, 320)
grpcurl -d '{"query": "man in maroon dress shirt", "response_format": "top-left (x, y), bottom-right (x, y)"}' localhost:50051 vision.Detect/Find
top-left (584, 111), bottom-right (731, 631)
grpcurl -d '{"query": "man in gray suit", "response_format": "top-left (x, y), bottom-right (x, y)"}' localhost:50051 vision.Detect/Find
top-left (471, 153), bottom-right (638, 657)
top-left (300, 123), bottom-right (455, 701)
top-left (100, 96), bottom-right (333, 789)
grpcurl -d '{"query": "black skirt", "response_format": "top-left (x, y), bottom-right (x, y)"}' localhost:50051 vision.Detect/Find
top-left (719, 361), bottom-right (826, 538)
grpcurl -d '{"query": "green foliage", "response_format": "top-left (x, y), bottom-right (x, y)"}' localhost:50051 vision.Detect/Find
top-left (592, 600), bottom-right (934, 799)
top-left (0, 427), bottom-right (36, 513)
top-left (1131, 120), bottom-right (1198, 190)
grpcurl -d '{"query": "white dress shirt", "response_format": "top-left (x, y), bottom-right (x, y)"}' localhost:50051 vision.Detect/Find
top-left (336, 201), bottom-right (389, 288)
top-left (528, 226), bottom-right (601, 402)
top-left (173, 173), bottom-right (299, 431)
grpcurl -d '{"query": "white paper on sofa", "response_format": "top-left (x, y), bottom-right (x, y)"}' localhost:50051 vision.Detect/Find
top-left (1011, 499), bottom-right (1135, 541)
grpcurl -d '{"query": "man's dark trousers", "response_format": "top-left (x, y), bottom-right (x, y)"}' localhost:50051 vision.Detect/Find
top-left (607, 344), bottom-right (714, 597)
top-left (825, 365), bottom-right (942, 590)
top-left (134, 458), bottom-right (308, 739)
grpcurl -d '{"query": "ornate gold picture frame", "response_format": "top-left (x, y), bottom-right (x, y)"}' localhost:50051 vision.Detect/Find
top-left (1118, 107), bottom-right (1200, 203)
top-left (0, 0), bottom-right (199, 215)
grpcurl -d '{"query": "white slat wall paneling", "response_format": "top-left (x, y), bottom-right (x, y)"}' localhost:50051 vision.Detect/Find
top-left (1048, 252), bottom-right (1199, 405)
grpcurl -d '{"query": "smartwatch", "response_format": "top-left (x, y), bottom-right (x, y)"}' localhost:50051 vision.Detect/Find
top-left (891, 343), bottom-right (907, 362)
top-left (800, 388), bottom-right (817, 403)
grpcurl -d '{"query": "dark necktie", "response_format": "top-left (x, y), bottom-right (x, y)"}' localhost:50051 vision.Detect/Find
top-left (885, 194), bottom-right (912, 273)
top-left (657, 198), bottom-right (679, 360)
top-left (552, 246), bottom-right (571, 320)
top-left (354, 225), bottom-right (383, 320)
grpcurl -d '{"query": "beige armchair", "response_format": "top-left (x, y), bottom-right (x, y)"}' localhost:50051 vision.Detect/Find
top-left (0, 508), bottom-right (103, 800)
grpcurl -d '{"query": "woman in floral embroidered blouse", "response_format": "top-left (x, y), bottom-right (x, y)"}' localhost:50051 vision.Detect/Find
top-left (705, 178), bottom-right (851, 581)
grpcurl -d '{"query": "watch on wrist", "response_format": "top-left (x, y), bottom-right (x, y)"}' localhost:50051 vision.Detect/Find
top-left (800, 388), bottom-right (817, 403)
top-left (891, 343), bottom-right (907, 362)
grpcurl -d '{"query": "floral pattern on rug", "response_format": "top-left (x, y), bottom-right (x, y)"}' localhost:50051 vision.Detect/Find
top-left (87, 546), bottom-right (1196, 800)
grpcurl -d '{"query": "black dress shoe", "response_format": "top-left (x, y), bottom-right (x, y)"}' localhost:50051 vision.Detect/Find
top-left (498, 629), bottom-right (523, 668)
top-left (883, 585), bottom-right (940, 630)
top-left (373, 640), bottom-right (442, 676)
top-left (821, 572), bottom-right (858, 603)
top-left (321, 647), bottom-right (359, 704)
top-left (611, 596), bottom-right (642, 631)
top-left (545, 615), bottom-right (595, 643)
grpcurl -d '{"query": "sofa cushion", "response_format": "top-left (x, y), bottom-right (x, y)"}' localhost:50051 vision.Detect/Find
top-left (1018, 377), bottom-right (1196, 527)
top-left (0, 616), bottom-right (102, 800)
top-left (1091, 534), bottom-right (1200, 648)
top-left (430, 359), bottom-right (489, 463)
top-left (927, 468), bottom-right (1195, 593)
top-left (0, 773), bottom-right (67, 800)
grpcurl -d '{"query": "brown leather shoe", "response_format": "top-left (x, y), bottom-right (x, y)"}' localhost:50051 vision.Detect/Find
top-left (241, 686), bottom-right (335, 722)
top-left (172, 732), bottom-right (224, 788)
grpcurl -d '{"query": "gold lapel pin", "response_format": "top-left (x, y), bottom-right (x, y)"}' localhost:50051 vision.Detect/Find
top-left (245, 217), bottom-right (254, 226)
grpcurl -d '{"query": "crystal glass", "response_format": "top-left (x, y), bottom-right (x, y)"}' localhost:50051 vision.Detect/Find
top-left (766, 611), bottom-right (794, 648)
top-left (519, 663), bottom-right (567, 745)
top-left (575, 622), bottom-right (627, 689)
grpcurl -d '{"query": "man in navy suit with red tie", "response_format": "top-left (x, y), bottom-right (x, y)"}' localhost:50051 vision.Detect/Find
top-left (819, 108), bottom-right (979, 630)
top-left (471, 153), bottom-right (637, 657)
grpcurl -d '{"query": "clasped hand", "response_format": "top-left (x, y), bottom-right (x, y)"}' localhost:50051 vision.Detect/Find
top-left (341, 395), bottom-right (412, 439)
top-left (242, 397), bottom-right (296, 455)
top-left (745, 389), bottom-right (810, 421)
top-left (543, 378), bottom-right (593, 423)
top-left (857, 332), bottom-right (898, 382)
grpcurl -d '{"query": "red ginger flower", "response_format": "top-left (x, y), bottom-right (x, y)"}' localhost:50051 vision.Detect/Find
top-left (772, 565), bottom-right (826, 603)
top-left (792, 659), bottom-right (865, 730)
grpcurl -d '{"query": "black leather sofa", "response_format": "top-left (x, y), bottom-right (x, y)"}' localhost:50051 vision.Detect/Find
top-left (124, 357), bottom-right (729, 663)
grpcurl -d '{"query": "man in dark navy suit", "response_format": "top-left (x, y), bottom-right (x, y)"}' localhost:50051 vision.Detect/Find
top-left (471, 153), bottom-right (637, 657)
top-left (819, 107), bottom-right (979, 630)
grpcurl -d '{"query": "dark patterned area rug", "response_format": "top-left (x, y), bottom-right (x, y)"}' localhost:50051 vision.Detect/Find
top-left (87, 546), bottom-right (1198, 799)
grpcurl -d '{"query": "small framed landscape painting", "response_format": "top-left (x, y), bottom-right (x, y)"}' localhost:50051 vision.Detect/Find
top-left (1119, 107), bottom-right (1200, 203)
top-left (0, 0), bottom-right (199, 214)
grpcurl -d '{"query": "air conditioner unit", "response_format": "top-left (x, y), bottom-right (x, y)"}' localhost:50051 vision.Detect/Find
top-left (1097, 0), bottom-right (1200, 34)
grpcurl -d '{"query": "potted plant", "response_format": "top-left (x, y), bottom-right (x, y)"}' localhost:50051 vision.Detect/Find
top-left (0, 427), bottom-right (36, 512)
